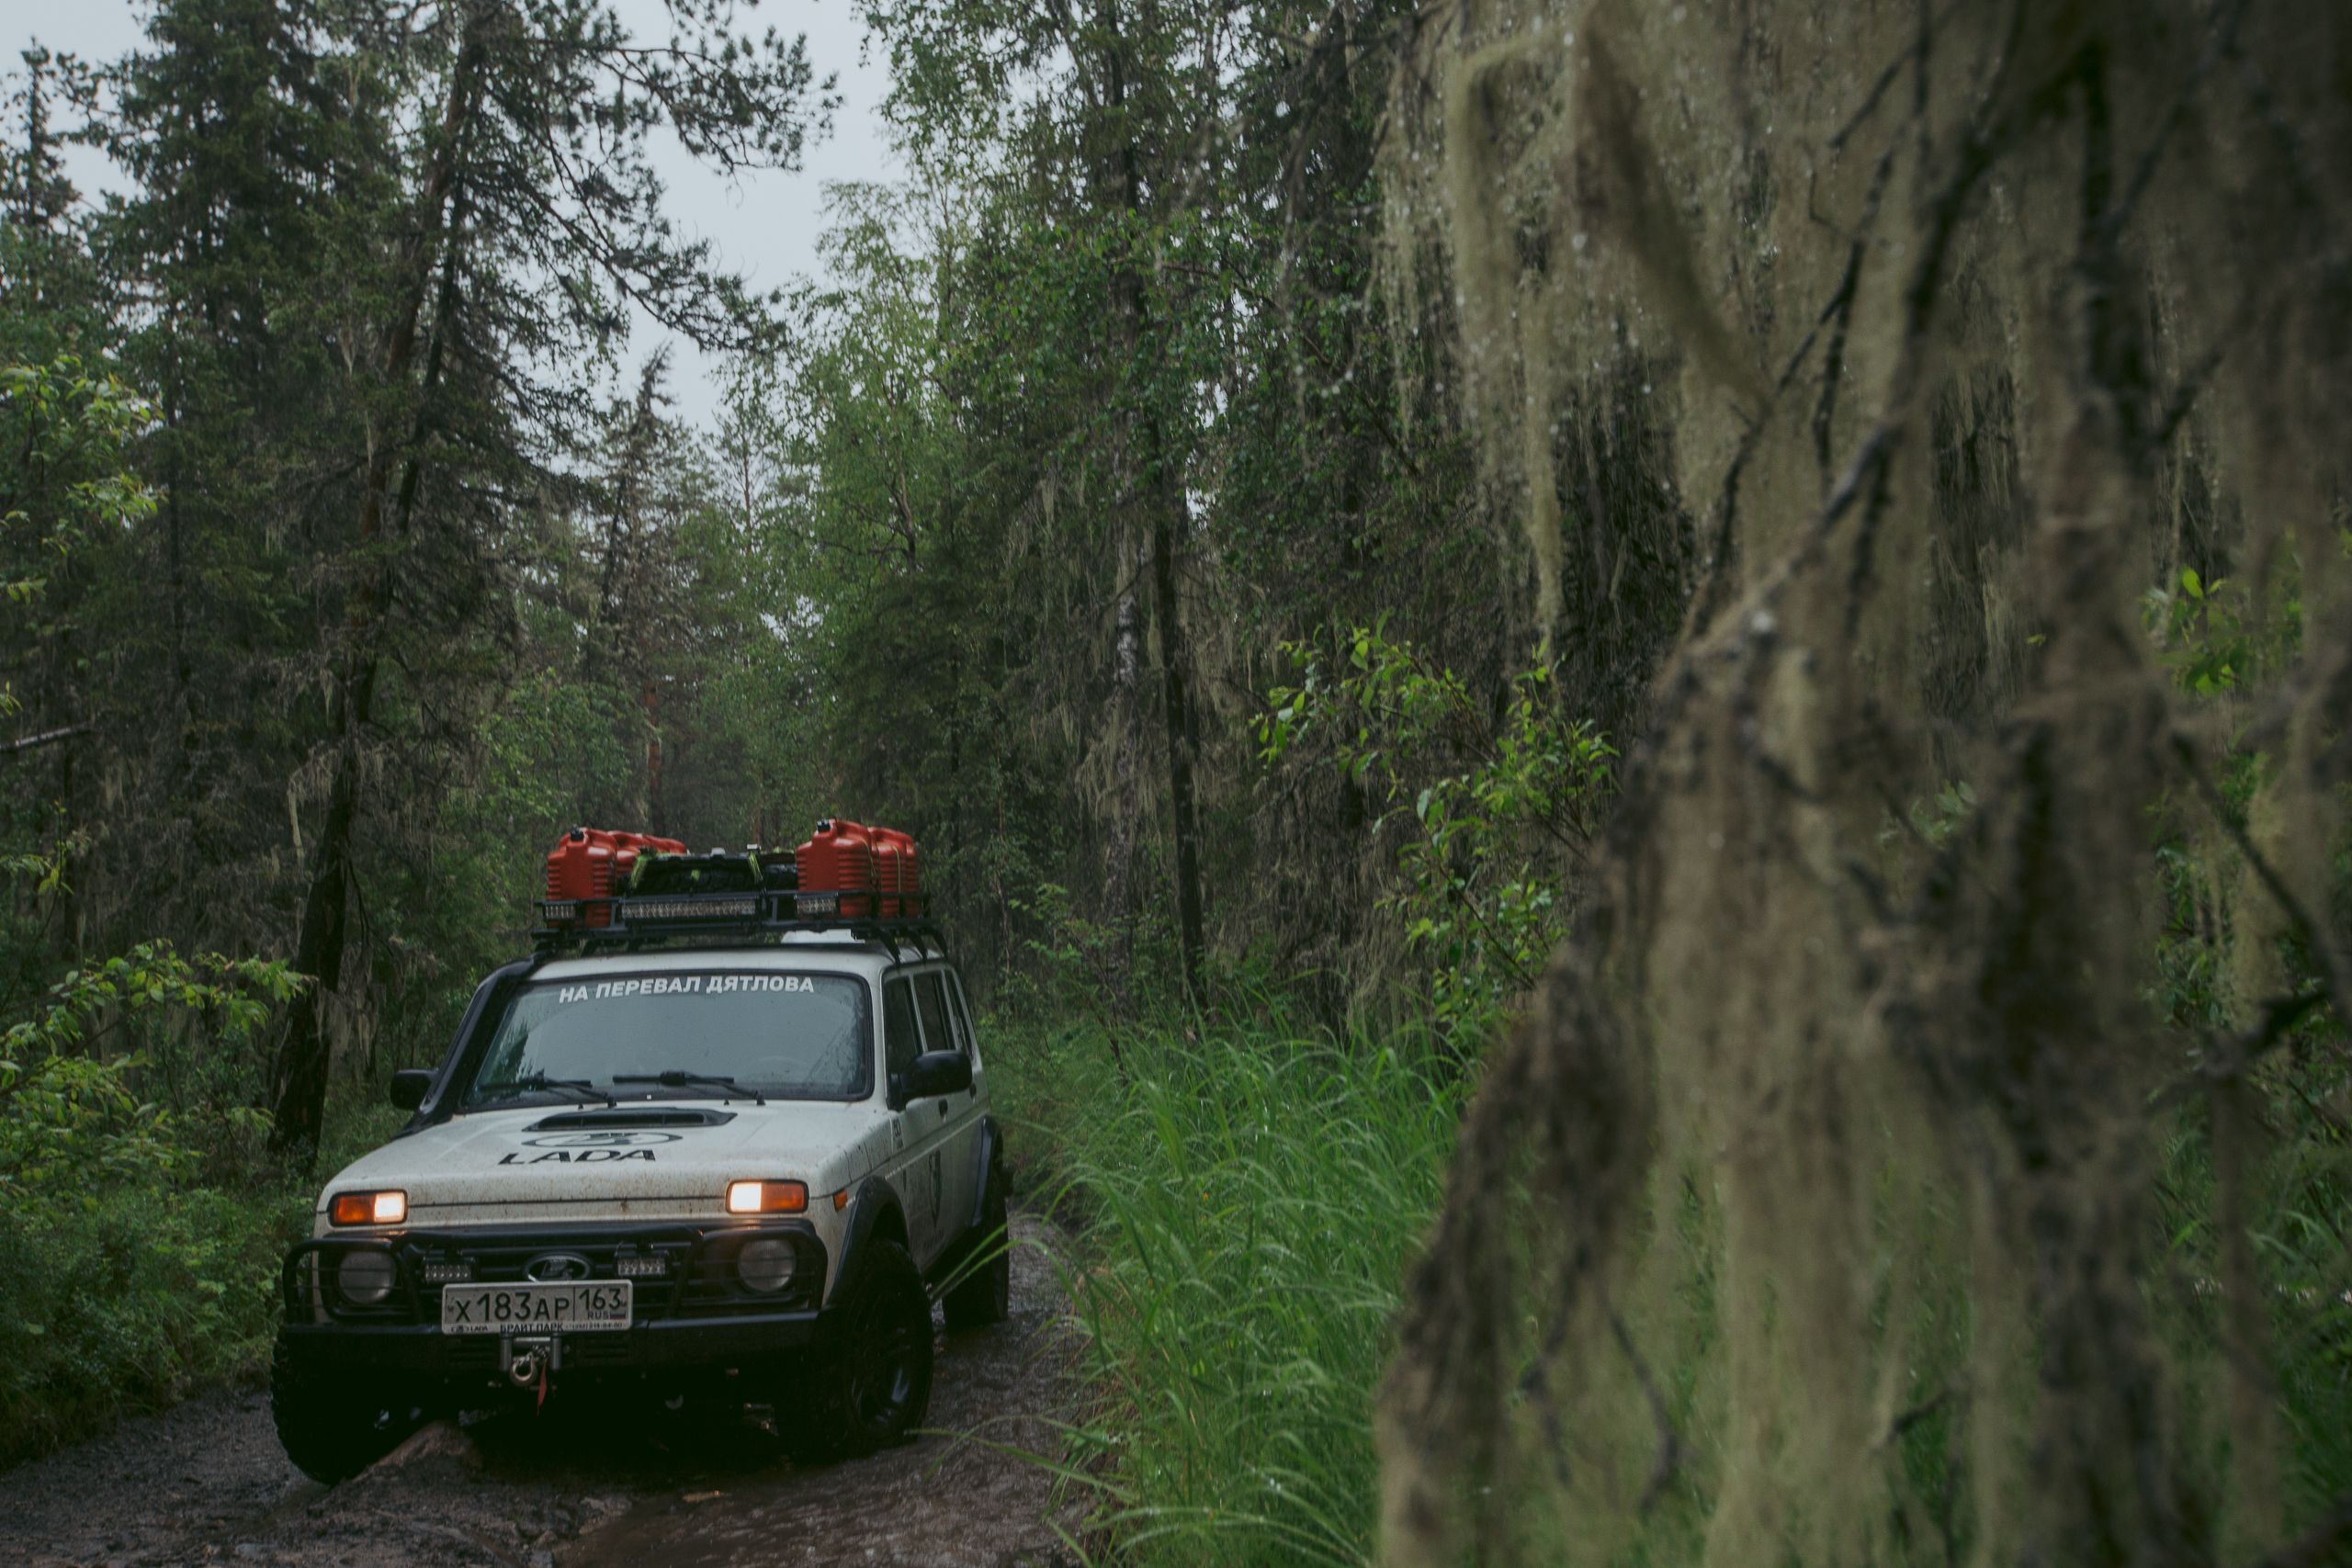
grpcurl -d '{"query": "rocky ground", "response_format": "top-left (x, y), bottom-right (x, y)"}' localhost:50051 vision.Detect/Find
top-left (0, 1216), bottom-right (1080, 1568)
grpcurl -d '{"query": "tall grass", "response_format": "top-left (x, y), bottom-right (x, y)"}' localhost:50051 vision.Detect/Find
top-left (992, 1005), bottom-right (1466, 1566)
top-left (992, 995), bottom-right (2352, 1567)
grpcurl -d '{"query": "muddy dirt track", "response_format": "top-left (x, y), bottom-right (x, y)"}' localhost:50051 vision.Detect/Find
top-left (0, 1216), bottom-right (1079, 1568)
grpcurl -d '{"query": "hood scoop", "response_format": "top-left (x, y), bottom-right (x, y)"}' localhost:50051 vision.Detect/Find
top-left (526, 1108), bottom-right (737, 1131)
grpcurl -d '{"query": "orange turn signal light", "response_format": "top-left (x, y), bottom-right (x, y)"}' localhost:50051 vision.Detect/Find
top-left (329, 1190), bottom-right (407, 1226)
top-left (725, 1179), bottom-right (808, 1215)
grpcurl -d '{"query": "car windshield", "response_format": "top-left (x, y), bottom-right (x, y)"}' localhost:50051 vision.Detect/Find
top-left (460, 971), bottom-right (872, 1108)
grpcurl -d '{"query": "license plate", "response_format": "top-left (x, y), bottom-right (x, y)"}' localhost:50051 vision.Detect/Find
top-left (439, 1281), bottom-right (632, 1335)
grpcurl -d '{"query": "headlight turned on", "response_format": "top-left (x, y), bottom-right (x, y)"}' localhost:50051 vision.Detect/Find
top-left (337, 1249), bottom-right (397, 1307)
top-left (736, 1236), bottom-right (797, 1294)
top-left (725, 1179), bottom-right (807, 1215)
top-left (328, 1190), bottom-right (407, 1226)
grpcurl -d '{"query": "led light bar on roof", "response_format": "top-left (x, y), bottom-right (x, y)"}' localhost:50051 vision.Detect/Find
top-left (626, 896), bottom-right (759, 922)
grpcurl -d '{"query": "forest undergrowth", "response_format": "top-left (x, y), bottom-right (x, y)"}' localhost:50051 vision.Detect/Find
top-left (0, 1086), bottom-right (400, 1466)
top-left (990, 996), bottom-right (1466, 1568)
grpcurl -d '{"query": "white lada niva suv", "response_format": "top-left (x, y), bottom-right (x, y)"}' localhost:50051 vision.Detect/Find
top-left (272, 916), bottom-right (1011, 1482)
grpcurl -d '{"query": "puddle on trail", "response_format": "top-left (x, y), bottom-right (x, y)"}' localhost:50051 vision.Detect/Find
top-left (557, 1213), bottom-right (1081, 1568)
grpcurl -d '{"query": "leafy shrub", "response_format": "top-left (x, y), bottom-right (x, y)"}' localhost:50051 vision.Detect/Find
top-left (992, 879), bottom-right (1195, 1029)
top-left (0, 943), bottom-right (303, 1462)
top-left (0, 1182), bottom-right (306, 1463)
top-left (1261, 626), bottom-right (1612, 1042)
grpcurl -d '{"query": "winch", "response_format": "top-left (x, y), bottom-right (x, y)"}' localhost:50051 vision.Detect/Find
top-left (501, 1334), bottom-right (560, 1398)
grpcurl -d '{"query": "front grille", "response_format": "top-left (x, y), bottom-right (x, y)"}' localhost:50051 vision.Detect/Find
top-left (432, 1333), bottom-right (643, 1371)
top-left (285, 1222), bottom-right (824, 1325)
top-left (418, 1231), bottom-right (699, 1306)
top-left (567, 1334), bottom-right (641, 1368)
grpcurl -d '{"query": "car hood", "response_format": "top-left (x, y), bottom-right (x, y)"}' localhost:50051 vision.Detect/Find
top-left (317, 1100), bottom-right (890, 1228)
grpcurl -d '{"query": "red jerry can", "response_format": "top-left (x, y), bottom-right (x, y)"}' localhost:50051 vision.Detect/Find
top-left (870, 827), bottom-right (920, 919)
top-left (795, 818), bottom-right (878, 918)
top-left (871, 829), bottom-right (905, 917)
top-left (545, 828), bottom-right (686, 926)
top-left (898, 834), bottom-right (922, 918)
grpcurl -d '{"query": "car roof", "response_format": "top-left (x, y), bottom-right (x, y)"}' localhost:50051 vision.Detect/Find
top-left (532, 932), bottom-right (951, 983)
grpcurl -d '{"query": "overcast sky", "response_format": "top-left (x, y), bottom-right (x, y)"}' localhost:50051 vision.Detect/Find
top-left (0, 0), bottom-right (899, 429)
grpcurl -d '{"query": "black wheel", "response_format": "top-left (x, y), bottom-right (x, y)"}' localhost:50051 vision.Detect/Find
top-left (784, 1239), bottom-right (933, 1464)
top-left (269, 1334), bottom-right (424, 1483)
top-left (943, 1171), bottom-right (1012, 1331)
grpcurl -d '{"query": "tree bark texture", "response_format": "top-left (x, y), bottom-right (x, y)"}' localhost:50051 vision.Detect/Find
top-left (1098, 0), bottom-right (1206, 1004)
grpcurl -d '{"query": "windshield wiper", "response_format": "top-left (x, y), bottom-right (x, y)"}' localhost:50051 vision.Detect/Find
top-left (476, 1073), bottom-right (616, 1108)
top-left (612, 1070), bottom-right (765, 1107)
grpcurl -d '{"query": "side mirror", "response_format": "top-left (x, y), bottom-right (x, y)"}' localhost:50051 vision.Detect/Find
top-left (903, 1050), bottom-right (973, 1100)
top-left (390, 1068), bottom-right (434, 1111)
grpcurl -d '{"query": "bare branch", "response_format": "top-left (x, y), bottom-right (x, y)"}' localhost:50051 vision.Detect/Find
top-left (3, 721), bottom-right (91, 754)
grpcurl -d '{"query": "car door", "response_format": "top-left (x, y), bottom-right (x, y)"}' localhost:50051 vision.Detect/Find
top-left (912, 967), bottom-right (982, 1243)
top-left (942, 968), bottom-right (989, 1234)
top-left (903, 968), bottom-right (968, 1250)
top-left (879, 973), bottom-right (944, 1265)
top-left (946, 968), bottom-right (984, 1097)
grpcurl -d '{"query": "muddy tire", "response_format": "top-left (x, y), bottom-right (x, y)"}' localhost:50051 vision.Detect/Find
top-left (268, 1335), bottom-right (423, 1483)
top-left (942, 1175), bottom-right (1012, 1331)
top-left (784, 1240), bottom-right (933, 1464)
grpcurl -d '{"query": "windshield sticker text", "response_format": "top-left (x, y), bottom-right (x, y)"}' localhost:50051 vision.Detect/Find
top-left (551, 975), bottom-right (816, 1004)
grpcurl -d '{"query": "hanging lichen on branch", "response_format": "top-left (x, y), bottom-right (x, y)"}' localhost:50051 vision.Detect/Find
top-left (1377, 0), bottom-right (2352, 1562)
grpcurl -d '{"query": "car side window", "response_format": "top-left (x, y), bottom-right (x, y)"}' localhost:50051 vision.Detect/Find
top-left (913, 971), bottom-right (953, 1059)
top-left (884, 977), bottom-right (921, 1082)
top-left (945, 972), bottom-right (975, 1056)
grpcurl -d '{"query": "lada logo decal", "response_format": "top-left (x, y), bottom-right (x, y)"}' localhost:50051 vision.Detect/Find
top-left (499, 1131), bottom-right (678, 1166)
top-left (522, 1131), bottom-right (682, 1148)
top-left (525, 1254), bottom-right (593, 1281)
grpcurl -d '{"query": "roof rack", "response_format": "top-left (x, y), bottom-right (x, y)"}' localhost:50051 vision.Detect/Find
top-left (532, 892), bottom-right (948, 964)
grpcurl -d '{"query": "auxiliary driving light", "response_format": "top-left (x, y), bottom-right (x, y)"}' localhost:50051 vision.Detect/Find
top-left (337, 1250), bottom-right (397, 1306)
top-left (615, 1252), bottom-right (669, 1279)
top-left (329, 1190), bottom-right (408, 1226)
top-left (725, 1179), bottom-right (808, 1215)
top-left (737, 1237), bottom-right (797, 1294)
top-left (631, 896), bottom-right (758, 921)
top-left (420, 1259), bottom-right (472, 1284)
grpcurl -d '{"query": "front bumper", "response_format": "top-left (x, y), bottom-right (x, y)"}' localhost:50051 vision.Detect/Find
top-left (280, 1221), bottom-right (836, 1382)
top-left (277, 1307), bottom-right (829, 1376)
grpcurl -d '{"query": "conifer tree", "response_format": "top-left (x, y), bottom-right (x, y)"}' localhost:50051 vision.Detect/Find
top-left (262, 0), bottom-right (828, 1160)
top-left (99, 0), bottom-right (398, 967)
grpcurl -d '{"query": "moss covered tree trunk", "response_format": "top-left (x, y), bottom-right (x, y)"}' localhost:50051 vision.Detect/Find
top-left (1375, 2), bottom-right (2352, 1563)
top-left (1096, 0), bottom-right (1205, 1004)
